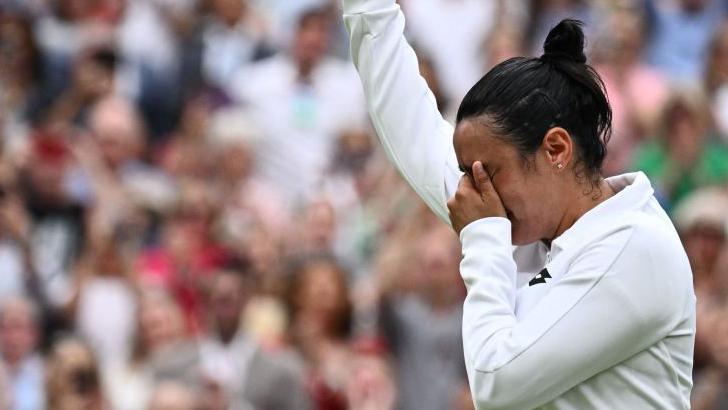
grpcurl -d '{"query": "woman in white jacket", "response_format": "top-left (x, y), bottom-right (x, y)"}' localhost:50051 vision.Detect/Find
top-left (343, 1), bottom-right (695, 409)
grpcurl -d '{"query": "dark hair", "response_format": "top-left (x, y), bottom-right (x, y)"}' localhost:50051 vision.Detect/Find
top-left (286, 254), bottom-right (353, 341)
top-left (456, 19), bottom-right (611, 183)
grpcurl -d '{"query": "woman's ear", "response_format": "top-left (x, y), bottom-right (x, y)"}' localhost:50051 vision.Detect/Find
top-left (542, 127), bottom-right (573, 171)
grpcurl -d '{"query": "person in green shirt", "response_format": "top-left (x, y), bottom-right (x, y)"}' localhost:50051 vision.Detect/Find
top-left (632, 87), bottom-right (728, 212)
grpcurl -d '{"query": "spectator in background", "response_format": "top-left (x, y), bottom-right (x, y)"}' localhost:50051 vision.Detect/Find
top-left (0, 161), bottom-right (44, 302)
top-left (200, 269), bottom-right (311, 410)
top-left (632, 88), bottom-right (728, 211)
top-left (68, 211), bottom-right (138, 369)
top-left (159, 95), bottom-right (214, 180)
top-left (70, 94), bottom-right (177, 251)
top-left (201, 0), bottom-right (274, 92)
top-left (674, 187), bottom-right (728, 298)
top-left (105, 288), bottom-right (199, 410)
top-left (199, 269), bottom-right (255, 408)
top-left (19, 134), bottom-right (85, 308)
top-left (644, 0), bottom-right (728, 83)
top-left (0, 15), bottom-right (42, 152)
top-left (138, 288), bottom-right (200, 387)
top-left (672, 188), bottom-right (728, 378)
top-left (292, 198), bottom-right (338, 257)
top-left (209, 107), bottom-right (290, 240)
top-left (138, 181), bottom-right (229, 334)
top-left (377, 219), bottom-right (467, 410)
top-left (85, 96), bottom-right (153, 184)
top-left (321, 128), bottom-right (379, 275)
top-left (593, 7), bottom-right (669, 175)
top-left (78, 95), bottom-right (175, 223)
top-left (67, 94), bottom-right (171, 246)
top-left (232, 6), bottom-right (366, 206)
top-left (0, 297), bottom-right (45, 410)
top-left (288, 256), bottom-right (354, 410)
top-left (43, 47), bottom-right (117, 128)
top-left (116, 0), bottom-right (198, 138)
top-left (46, 338), bottom-right (105, 410)
top-left (236, 225), bottom-right (288, 300)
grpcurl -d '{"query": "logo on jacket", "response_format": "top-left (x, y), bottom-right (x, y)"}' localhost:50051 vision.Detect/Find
top-left (529, 268), bottom-right (552, 286)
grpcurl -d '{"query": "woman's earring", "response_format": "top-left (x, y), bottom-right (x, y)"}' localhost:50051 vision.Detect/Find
top-left (556, 163), bottom-right (564, 170)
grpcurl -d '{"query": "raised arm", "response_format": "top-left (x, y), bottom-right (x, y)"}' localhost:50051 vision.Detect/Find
top-left (343, 0), bottom-right (461, 225)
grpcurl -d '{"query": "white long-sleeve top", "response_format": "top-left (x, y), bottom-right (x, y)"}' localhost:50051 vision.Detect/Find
top-left (343, 1), bottom-right (696, 409)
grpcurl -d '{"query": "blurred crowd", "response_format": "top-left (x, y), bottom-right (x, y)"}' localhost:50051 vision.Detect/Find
top-left (0, 0), bottom-right (727, 409)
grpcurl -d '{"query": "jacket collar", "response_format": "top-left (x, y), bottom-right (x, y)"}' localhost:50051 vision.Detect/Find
top-left (550, 172), bottom-right (655, 255)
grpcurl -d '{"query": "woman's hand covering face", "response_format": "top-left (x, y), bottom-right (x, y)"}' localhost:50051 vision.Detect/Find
top-left (447, 161), bottom-right (507, 235)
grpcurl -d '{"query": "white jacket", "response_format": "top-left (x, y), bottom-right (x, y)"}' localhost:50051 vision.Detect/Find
top-left (343, 0), bottom-right (696, 409)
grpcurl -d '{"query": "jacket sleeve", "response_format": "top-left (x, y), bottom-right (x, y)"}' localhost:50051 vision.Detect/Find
top-left (343, 0), bottom-right (461, 225)
top-left (458, 217), bottom-right (693, 410)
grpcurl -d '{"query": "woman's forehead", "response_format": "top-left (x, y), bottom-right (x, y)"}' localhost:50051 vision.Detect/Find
top-left (454, 119), bottom-right (518, 165)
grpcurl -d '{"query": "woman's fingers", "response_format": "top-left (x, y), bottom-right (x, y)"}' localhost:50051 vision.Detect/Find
top-left (472, 161), bottom-right (495, 197)
top-left (472, 161), bottom-right (507, 217)
top-left (448, 161), bottom-right (509, 234)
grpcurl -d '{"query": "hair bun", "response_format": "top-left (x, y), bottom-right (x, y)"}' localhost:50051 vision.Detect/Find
top-left (542, 19), bottom-right (587, 64)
